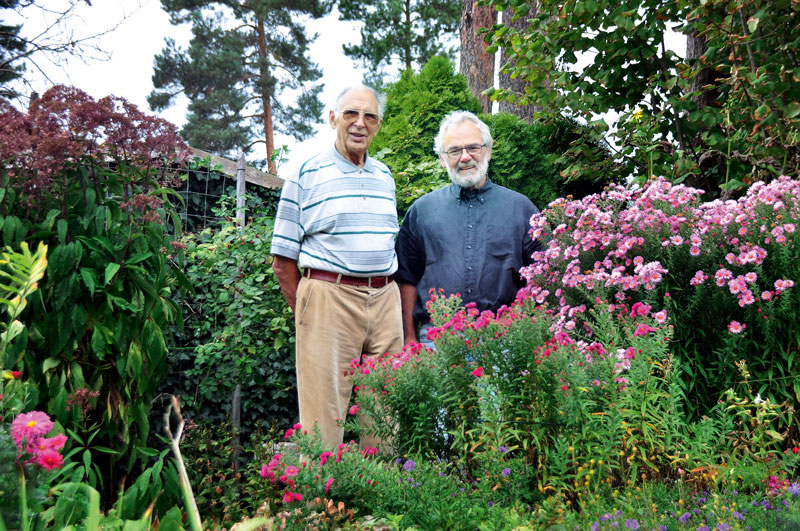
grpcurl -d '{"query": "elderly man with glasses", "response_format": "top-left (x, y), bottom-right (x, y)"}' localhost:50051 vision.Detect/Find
top-left (271, 85), bottom-right (403, 449)
top-left (395, 111), bottom-right (544, 346)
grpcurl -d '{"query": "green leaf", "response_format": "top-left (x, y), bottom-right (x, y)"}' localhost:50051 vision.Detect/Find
top-left (80, 268), bottom-right (97, 295)
top-left (104, 263), bottom-right (121, 285)
top-left (57, 218), bottom-right (68, 244)
top-left (785, 102), bottom-right (800, 119)
top-left (42, 357), bottom-right (60, 372)
top-left (92, 327), bottom-right (108, 361)
top-left (747, 16), bottom-right (759, 33)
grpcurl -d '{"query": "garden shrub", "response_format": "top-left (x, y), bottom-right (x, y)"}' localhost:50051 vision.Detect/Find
top-left (0, 86), bottom-right (188, 505)
top-left (176, 199), bottom-right (296, 432)
top-left (522, 176), bottom-right (800, 428)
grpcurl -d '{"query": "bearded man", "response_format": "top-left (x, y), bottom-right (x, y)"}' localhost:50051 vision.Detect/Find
top-left (394, 111), bottom-right (544, 345)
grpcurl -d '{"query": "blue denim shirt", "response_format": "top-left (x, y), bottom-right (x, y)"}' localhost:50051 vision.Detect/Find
top-left (395, 179), bottom-right (543, 325)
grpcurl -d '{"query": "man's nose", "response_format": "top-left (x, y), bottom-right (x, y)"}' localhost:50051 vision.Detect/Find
top-left (458, 148), bottom-right (472, 161)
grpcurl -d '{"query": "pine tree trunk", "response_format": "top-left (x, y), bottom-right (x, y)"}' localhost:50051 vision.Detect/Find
top-left (459, 0), bottom-right (496, 114)
top-left (256, 17), bottom-right (276, 175)
top-left (498, 3), bottom-right (540, 122)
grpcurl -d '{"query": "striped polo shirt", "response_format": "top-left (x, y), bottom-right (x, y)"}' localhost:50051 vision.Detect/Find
top-left (270, 146), bottom-right (399, 276)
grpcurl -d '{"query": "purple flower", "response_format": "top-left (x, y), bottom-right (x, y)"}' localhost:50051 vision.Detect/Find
top-left (716, 524), bottom-right (731, 531)
top-left (501, 467), bottom-right (511, 477)
top-left (659, 527), bottom-right (667, 531)
top-left (678, 512), bottom-right (692, 524)
top-left (625, 519), bottom-right (639, 529)
top-left (789, 482), bottom-right (800, 496)
top-left (403, 459), bottom-right (416, 471)
top-left (732, 511), bottom-right (744, 521)
top-left (498, 446), bottom-right (508, 453)
top-left (697, 526), bottom-right (709, 531)
top-left (591, 523), bottom-right (600, 531)
top-left (761, 499), bottom-right (771, 509)
top-left (488, 500), bottom-right (493, 506)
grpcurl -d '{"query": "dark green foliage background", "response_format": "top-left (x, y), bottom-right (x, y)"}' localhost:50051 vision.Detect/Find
top-left (171, 200), bottom-right (297, 435)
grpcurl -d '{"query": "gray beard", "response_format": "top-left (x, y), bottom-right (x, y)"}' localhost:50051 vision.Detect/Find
top-left (447, 156), bottom-right (488, 189)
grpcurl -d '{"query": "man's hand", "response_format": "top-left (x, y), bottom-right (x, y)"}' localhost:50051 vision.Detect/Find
top-left (398, 282), bottom-right (418, 344)
top-left (272, 255), bottom-right (301, 312)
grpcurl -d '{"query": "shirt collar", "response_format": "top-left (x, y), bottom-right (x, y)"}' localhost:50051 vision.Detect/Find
top-left (450, 177), bottom-right (493, 202)
top-left (330, 144), bottom-right (375, 173)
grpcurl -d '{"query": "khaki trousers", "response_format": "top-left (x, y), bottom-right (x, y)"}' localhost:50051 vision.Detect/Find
top-left (294, 276), bottom-right (403, 450)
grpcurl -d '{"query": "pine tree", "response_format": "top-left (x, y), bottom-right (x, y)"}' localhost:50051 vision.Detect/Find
top-left (0, 0), bottom-right (26, 98)
top-left (149, 0), bottom-right (330, 173)
top-left (338, 0), bottom-right (461, 85)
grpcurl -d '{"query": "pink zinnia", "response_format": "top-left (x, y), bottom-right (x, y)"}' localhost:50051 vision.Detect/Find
top-left (324, 477), bottom-right (334, 494)
top-left (284, 465), bottom-right (299, 477)
top-left (319, 451), bottom-right (333, 466)
top-left (284, 428), bottom-right (294, 440)
top-left (471, 366), bottom-right (484, 378)
top-left (35, 450), bottom-right (63, 470)
top-left (11, 411), bottom-right (53, 448)
top-left (348, 404), bottom-right (358, 415)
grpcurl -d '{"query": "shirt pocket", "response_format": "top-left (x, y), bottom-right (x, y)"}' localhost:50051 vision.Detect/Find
top-left (486, 225), bottom-right (514, 261)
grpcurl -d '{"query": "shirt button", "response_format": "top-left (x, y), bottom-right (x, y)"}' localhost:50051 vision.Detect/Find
top-left (467, 289), bottom-right (472, 294)
top-left (467, 266), bottom-right (473, 271)
top-left (468, 225), bottom-right (473, 229)
top-left (466, 245), bottom-right (472, 249)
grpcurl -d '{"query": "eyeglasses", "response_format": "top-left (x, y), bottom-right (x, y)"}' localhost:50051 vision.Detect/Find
top-left (338, 109), bottom-right (380, 126)
top-left (443, 144), bottom-right (486, 160)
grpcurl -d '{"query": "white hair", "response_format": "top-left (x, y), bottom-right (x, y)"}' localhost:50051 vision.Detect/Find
top-left (333, 85), bottom-right (386, 119)
top-left (433, 111), bottom-right (493, 154)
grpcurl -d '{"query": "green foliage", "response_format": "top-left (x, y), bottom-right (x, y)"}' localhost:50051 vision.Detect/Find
top-left (177, 199), bottom-right (296, 430)
top-left (486, 0), bottom-right (800, 195)
top-left (483, 113), bottom-right (615, 206)
top-left (338, 0), bottom-right (461, 85)
top-left (0, 86), bottom-right (188, 505)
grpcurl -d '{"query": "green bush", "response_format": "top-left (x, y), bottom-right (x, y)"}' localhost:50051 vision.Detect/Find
top-left (0, 86), bottom-right (188, 502)
top-left (176, 199), bottom-right (296, 432)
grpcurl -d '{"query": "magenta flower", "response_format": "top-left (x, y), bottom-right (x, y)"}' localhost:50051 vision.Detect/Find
top-left (11, 411), bottom-right (54, 448)
top-left (471, 367), bottom-right (484, 378)
top-left (349, 404), bottom-right (359, 415)
top-left (284, 465), bottom-right (299, 477)
top-left (728, 320), bottom-right (745, 334)
top-left (35, 450), bottom-right (63, 470)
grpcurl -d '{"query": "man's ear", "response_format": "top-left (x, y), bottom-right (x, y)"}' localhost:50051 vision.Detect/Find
top-left (329, 109), bottom-right (336, 129)
top-left (438, 154), bottom-right (447, 170)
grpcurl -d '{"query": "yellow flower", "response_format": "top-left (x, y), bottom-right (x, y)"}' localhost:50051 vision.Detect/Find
top-left (632, 109), bottom-right (644, 122)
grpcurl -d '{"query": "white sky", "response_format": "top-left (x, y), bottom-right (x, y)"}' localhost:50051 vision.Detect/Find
top-left (8, 1), bottom-right (685, 179)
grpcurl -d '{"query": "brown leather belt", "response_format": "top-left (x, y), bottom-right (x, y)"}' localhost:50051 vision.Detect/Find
top-left (303, 268), bottom-right (394, 288)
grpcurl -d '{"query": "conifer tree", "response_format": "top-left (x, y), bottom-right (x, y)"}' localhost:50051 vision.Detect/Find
top-left (338, 0), bottom-right (461, 85)
top-left (149, 0), bottom-right (330, 173)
